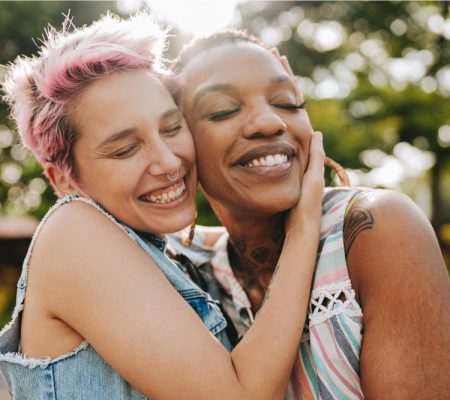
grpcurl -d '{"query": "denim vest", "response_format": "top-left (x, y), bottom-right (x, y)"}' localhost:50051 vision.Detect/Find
top-left (0, 195), bottom-right (231, 399)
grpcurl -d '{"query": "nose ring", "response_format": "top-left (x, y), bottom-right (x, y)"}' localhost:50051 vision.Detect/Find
top-left (166, 170), bottom-right (179, 181)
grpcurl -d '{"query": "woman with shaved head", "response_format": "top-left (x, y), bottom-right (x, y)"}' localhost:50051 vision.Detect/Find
top-left (170, 30), bottom-right (450, 399)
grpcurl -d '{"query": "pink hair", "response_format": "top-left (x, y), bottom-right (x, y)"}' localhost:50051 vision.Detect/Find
top-left (2, 12), bottom-right (167, 185)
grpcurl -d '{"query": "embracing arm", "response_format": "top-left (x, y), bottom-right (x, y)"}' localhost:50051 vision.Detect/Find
top-left (346, 190), bottom-right (450, 399)
top-left (33, 133), bottom-right (324, 400)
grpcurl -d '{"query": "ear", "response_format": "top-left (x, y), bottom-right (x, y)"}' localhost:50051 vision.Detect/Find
top-left (44, 163), bottom-right (78, 197)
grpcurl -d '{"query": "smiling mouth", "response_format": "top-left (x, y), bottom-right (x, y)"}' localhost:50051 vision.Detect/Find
top-left (242, 153), bottom-right (289, 168)
top-left (139, 180), bottom-right (186, 204)
top-left (233, 143), bottom-right (296, 169)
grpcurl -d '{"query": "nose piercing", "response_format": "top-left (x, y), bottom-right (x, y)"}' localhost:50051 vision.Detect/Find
top-left (166, 170), bottom-right (179, 181)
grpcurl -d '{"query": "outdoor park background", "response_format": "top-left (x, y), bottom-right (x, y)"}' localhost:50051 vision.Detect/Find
top-left (0, 0), bottom-right (449, 345)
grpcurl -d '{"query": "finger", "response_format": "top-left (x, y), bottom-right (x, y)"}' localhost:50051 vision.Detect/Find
top-left (298, 133), bottom-right (325, 211)
top-left (303, 132), bottom-right (325, 183)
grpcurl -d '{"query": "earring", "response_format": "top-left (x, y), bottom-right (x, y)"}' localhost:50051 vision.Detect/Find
top-left (324, 156), bottom-right (350, 186)
top-left (182, 216), bottom-right (196, 247)
top-left (167, 170), bottom-right (179, 181)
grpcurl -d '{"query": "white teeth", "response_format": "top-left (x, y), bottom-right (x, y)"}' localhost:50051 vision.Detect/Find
top-left (141, 181), bottom-right (186, 204)
top-left (244, 153), bottom-right (289, 168)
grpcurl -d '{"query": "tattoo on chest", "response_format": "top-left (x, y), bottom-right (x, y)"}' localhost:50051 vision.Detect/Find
top-left (228, 218), bottom-right (285, 289)
top-left (344, 206), bottom-right (374, 257)
top-left (251, 247), bottom-right (270, 263)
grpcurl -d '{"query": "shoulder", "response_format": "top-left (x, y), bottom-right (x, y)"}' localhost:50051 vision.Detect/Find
top-left (344, 188), bottom-right (434, 256)
top-left (29, 199), bottom-right (140, 302)
top-left (345, 190), bottom-right (450, 397)
top-left (34, 199), bottom-right (126, 256)
top-left (345, 188), bottom-right (446, 304)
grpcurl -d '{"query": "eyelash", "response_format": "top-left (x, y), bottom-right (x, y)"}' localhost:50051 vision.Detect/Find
top-left (273, 100), bottom-right (307, 111)
top-left (162, 123), bottom-right (183, 137)
top-left (205, 101), bottom-right (306, 122)
top-left (206, 109), bottom-right (240, 121)
top-left (111, 144), bottom-right (139, 159)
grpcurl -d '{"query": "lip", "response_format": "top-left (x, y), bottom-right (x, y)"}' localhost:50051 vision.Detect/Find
top-left (231, 143), bottom-right (296, 167)
top-left (139, 178), bottom-right (184, 198)
top-left (137, 176), bottom-right (190, 208)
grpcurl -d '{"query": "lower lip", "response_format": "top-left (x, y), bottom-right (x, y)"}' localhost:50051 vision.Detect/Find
top-left (138, 179), bottom-right (191, 210)
top-left (235, 161), bottom-right (293, 177)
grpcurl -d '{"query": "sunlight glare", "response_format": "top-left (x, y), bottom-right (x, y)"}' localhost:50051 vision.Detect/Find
top-left (146, 0), bottom-right (239, 36)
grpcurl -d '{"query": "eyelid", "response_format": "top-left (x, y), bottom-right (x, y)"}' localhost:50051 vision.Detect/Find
top-left (272, 100), bottom-right (307, 110)
top-left (204, 108), bottom-right (240, 121)
top-left (110, 143), bottom-right (140, 159)
top-left (161, 121), bottom-right (183, 136)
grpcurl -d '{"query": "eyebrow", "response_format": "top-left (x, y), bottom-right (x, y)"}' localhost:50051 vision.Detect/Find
top-left (161, 108), bottom-right (182, 121)
top-left (192, 84), bottom-right (233, 107)
top-left (270, 75), bottom-right (296, 86)
top-left (96, 128), bottom-right (137, 150)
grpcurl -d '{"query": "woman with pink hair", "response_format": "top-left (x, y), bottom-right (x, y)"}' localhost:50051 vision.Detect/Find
top-left (0, 13), bottom-right (324, 400)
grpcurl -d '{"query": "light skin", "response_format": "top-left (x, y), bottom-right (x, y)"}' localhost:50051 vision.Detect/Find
top-left (20, 68), bottom-right (325, 400)
top-left (178, 41), bottom-right (450, 399)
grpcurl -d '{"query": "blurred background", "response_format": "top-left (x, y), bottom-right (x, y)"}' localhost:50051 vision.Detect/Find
top-left (0, 0), bottom-right (449, 343)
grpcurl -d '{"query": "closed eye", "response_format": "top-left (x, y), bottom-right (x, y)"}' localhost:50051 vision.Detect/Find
top-left (272, 101), bottom-right (307, 111)
top-left (162, 123), bottom-right (183, 137)
top-left (110, 144), bottom-right (140, 159)
top-left (204, 108), bottom-right (240, 121)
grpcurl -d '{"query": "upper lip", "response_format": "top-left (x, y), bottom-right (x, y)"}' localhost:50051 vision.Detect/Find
top-left (232, 143), bottom-right (296, 167)
top-left (138, 176), bottom-right (185, 198)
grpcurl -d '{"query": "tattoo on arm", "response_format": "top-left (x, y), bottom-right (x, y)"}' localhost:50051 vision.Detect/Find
top-left (344, 207), bottom-right (374, 257)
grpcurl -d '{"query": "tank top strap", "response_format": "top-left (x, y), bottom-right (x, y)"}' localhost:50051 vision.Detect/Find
top-left (17, 194), bottom-right (203, 301)
top-left (307, 187), bottom-right (365, 326)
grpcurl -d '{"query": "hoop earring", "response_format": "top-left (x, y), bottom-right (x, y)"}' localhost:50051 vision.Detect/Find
top-left (324, 156), bottom-right (350, 186)
top-left (182, 216), bottom-right (196, 247)
top-left (167, 170), bottom-right (179, 181)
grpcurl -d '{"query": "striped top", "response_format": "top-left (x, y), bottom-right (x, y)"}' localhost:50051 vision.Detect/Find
top-left (288, 187), bottom-right (364, 399)
top-left (168, 187), bottom-right (365, 399)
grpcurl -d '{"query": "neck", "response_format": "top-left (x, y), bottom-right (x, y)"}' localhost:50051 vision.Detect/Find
top-left (220, 210), bottom-right (287, 311)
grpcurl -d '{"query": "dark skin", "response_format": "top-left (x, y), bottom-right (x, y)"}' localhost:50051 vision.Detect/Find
top-left (218, 189), bottom-right (450, 398)
top-left (227, 215), bottom-right (285, 310)
top-left (224, 193), bottom-right (373, 312)
top-left (179, 41), bottom-right (450, 399)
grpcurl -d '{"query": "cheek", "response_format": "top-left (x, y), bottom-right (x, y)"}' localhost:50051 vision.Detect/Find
top-left (175, 131), bottom-right (197, 164)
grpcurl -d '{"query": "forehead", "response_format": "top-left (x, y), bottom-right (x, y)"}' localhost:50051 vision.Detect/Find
top-left (179, 42), bottom-right (288, 97)
top-left (73, 70), bottom-right (174, 133)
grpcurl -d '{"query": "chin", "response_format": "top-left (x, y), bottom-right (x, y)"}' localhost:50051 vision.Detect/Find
top-left (162, 209), bottom-right (196, 234)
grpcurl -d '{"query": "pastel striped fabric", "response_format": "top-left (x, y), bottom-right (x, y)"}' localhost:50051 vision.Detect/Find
top-left (169, 187), bottom-right (365, 399)
top-left (286, 187), bottom-right (364, 399)
top-left (212, 188), bottom-right (364, 399)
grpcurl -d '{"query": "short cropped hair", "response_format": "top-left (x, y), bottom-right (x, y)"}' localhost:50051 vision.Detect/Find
top-left (2, 12), bottom-right (167, 183)
top-left (171, 29), bottom-right (265, 74)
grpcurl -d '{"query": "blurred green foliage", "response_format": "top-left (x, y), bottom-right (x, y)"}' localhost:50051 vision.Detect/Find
top-left (0, 1), bottom-right (449, 249)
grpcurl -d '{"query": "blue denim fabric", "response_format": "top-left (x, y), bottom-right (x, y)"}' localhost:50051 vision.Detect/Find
top-left (0, 195), bottom-right (231, 399)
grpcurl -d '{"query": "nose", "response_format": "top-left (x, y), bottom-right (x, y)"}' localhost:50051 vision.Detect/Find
top-left (243, 104), bottom-right (287, 139)
top-left (145, 139), bottom-right (182, 177)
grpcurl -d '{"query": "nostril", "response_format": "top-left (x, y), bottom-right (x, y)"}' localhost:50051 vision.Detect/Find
top-left (248, 129), bottom-right (284, 139)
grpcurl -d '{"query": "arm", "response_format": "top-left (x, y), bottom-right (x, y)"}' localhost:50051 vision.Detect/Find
top-left (32, 133), bottom-right (324, 400)
top-left (345, 190), bottom-right (450, 399)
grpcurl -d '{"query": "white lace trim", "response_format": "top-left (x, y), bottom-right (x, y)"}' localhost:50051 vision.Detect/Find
top-left (308, 279), bottom-right (362, 326)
